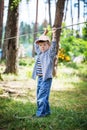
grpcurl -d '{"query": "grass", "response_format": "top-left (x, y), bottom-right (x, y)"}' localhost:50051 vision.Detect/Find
top-left (0, 59), bottom-right (87, 130)
top-left (0, 89), bottom-right (87, 130)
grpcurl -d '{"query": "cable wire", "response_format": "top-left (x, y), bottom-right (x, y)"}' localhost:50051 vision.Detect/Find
top-left (1, 21), bottom-right (87, 42)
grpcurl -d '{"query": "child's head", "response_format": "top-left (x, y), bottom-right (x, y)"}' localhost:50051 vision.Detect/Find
top-left (38, 41), bottom-right (50, 52)
top-left (36, 35), bottom-right (50, 52)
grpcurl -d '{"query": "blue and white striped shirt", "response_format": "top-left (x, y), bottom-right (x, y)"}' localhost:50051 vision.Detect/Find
top-left (36, 57), bottom-right (43, 76)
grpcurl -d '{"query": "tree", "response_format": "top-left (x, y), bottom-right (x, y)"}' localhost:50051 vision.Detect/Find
top-left (74, 0), bottom-right (86, 37)
top-left (19, 22), bottom-right (32, 44)
top-left (82, 22), bottom-right (87, 40)
top-left (70, 0), bottom-right (73, 31)
top-left (83, 0), bottom-right (87, 21)
top-left (48, 0), bottom-right (52, 26)
top-left (44, 0), bottom-right (54, 27)
top-left (54, 0), bottom-right (66, 53)
top-left (53, 0), bottom-right (66, 76)
top-left (64, 0), bottom-right (69, 22)
top-left (32, 0), bottom-right (38, 57)
top-left (4, 0), bottom-right (20, 74)
top-left (77, 0), bottom-right (80, 37)
top-left (0, 0), bottom-right (4, 48)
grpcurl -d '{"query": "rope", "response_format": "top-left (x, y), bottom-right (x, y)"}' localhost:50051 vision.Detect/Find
top-left (1, 21), bottom-right (87, 42)
top-left (55, 21), bottom-right (87, 30)
top-left (13, 112), bottom-right (33, 120)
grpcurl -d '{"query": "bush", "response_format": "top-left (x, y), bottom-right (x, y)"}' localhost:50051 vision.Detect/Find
top-left (19, 57), bottom-right (35, 66)
top-left (82, 23), bottom-right (87, 40)
top-left (60, 28), bottom-right (87, 62)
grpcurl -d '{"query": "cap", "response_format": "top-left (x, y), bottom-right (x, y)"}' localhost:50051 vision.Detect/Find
top-left (36, 35), bottom-right (50, 44)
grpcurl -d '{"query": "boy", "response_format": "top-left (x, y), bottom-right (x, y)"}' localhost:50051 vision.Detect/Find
top-left (32, 28), bottom-right (57, 117)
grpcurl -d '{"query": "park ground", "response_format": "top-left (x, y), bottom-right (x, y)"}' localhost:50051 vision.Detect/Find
top-left (0, 58), bottom-right (87, 130)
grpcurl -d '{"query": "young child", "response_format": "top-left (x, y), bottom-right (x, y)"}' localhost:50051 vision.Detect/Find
top-left (32, 28), bottom-right (57, 117)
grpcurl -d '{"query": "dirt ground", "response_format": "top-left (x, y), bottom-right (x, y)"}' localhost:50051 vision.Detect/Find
top-left (0, 77), bottom-right (74, 100)
top-left (0, 65), bottom-right (75, 98)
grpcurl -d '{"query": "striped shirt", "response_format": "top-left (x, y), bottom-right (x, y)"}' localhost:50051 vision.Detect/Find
top-left (36, 58), bottom-right (43, 76)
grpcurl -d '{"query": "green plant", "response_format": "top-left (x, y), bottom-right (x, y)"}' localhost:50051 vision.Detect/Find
top-left (19, 57), bottom-right (35, 66)
top-left (60, 28), bottom-right (87, 61)
top-left (0, 88), bottom-right (3, 94)
top-left (0, 61), bottom-right (87, 130)
top-left (82, 23), bottom-right (87, 40)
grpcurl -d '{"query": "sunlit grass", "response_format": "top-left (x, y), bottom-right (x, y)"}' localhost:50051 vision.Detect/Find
top-left (0, 87), bottom-right (87, 130)
top-left (0, 59), bottom-right (87, 130)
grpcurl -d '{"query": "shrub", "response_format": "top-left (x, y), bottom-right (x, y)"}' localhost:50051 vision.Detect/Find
top-left (60, 28), bottom-right (87, 62)
top-left (19, 57), bottom-right (35, 66)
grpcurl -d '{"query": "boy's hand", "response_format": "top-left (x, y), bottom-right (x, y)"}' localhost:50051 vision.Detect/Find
top-left (52, 27), bottom-right (57, 38)
top-left (43, 29), bottom-right (48, 35)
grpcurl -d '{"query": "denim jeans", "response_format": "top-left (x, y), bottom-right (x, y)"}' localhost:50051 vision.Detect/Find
top-left (36, 76), bottom-right (52, 117)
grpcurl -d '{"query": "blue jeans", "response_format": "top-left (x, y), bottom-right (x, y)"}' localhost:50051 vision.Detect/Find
top-left (36, 76), bottom-right (52, 117)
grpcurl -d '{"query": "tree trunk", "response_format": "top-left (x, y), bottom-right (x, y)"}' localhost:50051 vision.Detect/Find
top-left (32, 0), bottom-right (38, 57)
top-left (4, 0), bottom-right (19, 74)
top-left (83, 1), bottom-right (86, 21)
top-left (54, 0), bottom-right (66, 53)
top-left (64, 0), bottom-right (69, 22)
top-left (77, 0), bottom-right (80, 37)
top-left (70, 0), bottom-right (73, 31)
top-left (48, 0), bottom-right (52, 26)
top-left (0, 0), bottom-right (4, 48)
top-left (52, 0), bottom-right (66, 77)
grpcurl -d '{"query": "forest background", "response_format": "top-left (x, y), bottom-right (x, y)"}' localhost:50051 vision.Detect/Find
top-left (0, 0), bottom-right (87, 130)
top-left (1, 0), bottom-right (87, 59)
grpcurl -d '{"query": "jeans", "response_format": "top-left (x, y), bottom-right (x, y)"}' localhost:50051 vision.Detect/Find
top-left (36, 76), bottom-right (52, 117)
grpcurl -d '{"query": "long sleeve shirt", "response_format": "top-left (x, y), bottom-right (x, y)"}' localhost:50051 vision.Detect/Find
top-left (32, 40), bottom-right (57, 81)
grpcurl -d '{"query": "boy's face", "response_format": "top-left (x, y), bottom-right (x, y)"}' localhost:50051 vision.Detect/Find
top-left (39, 41), bottom-right (50, 52)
